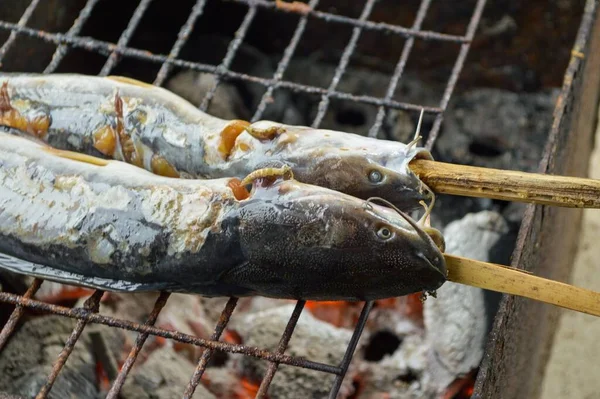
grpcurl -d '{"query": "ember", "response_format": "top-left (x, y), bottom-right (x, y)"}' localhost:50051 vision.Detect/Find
top-left (305, 294), bottom-right (425, 329)
top-left (95, 360), bottom-right (111, 393)
top-left (442, 373), bottom-right (477, 399)
top-left (305, 300), bottom-right (362, 328)
top-left (35, 285), bottom-right (97, 305)
top-left (236, 376), bottom-right (262, 399)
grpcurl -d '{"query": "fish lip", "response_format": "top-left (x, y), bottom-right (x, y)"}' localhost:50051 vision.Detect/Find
top-left (422, 252), bottom-right (448, 281)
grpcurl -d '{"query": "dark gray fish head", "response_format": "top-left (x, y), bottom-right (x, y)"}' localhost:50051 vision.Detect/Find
top-left (258, 124), bottom-right (435, 212)
top-left (231, 174), bottom-right (446, 301)
top-left (302, 150), bottom-right (434, 212)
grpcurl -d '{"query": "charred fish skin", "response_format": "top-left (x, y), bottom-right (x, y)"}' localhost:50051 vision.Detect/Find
top-left (0, 73), bottom-right (432, 211)
top-left (0, 129), bottom-right (446, 300)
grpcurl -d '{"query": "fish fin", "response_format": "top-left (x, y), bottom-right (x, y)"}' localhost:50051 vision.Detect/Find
top-left (0, 253), bottom-right (167, 293)
top-left (106, 75), bottom-right (156, 89)
top-left (43, 147), bottom-right (111, 167)
top-left (216, 261), bottom-right (259, 288)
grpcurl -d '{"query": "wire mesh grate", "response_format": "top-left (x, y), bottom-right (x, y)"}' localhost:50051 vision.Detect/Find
top-left (0, 0), bottom-right (487, 398)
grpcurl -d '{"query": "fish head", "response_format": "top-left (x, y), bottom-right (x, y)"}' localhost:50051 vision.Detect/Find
top-left (245, 122), bottom-right (435, 212)
top-left (301, 150), bottom-right (433, 212)
top-left (232, 173), bottom-right (446, 301)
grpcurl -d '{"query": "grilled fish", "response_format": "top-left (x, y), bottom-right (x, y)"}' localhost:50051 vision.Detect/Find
top-left (0, 128), bottom-right (446, 300)
top-left (0, 73), bottom-right (432, 212)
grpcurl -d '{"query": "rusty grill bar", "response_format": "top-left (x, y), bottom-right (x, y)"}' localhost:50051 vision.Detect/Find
top-left (0, 0), bottom-right (487, 398)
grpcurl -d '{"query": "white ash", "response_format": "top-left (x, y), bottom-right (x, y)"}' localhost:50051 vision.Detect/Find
top-left (156, 293), bottom-right (220, 339)
top-left (357, 333), bottom-right (438, 399)
top-left (97, 292), bottom-right (158, 322)
top-left (364, 303), bottom-right (423, 339)
top-left (235, 296), bottom-right (292, 315)
top-left (201, 366), bottom-right (249, 398)
top-left (230, 304), bottom-right (357, 399)
top-left (166, 35), bottom-right (304, 126)
top-left (120, 347), bottom-right (216, 399)
top-left (442, 210), bottom-right (511, 261)
top-left (423, 211), bottom-right (509, 393)
top-left (0, 315), bottom-right (127, 399)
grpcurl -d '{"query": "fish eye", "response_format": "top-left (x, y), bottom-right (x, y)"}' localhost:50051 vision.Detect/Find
top-left (368, 170), bottom-right (383, 183)
top-left (376, 226), bottom-right (394, 240)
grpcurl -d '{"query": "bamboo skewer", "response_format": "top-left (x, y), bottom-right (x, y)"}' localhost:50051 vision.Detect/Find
top-left (410, 159), bottom-right (600, 208)
top-left (445, 254), bottom-right (600, 317)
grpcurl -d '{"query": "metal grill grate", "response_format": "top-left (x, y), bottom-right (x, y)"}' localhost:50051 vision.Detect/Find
top-left (0, 1), bottom-right (487, 398)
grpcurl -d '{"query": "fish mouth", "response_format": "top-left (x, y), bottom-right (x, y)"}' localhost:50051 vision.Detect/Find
top-left (426, 254), bottom-right (447, 279)
top-left (417, 253), bottom-right (447, 289)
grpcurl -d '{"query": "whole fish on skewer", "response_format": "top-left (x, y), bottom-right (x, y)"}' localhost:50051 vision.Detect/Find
top-left (0, 73), bottom-right (432, 212)
top-left (0, 128), bottom-right (446, 301)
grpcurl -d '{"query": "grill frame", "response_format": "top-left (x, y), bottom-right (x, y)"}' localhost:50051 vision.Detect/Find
top-left (0, 1), bottom-right (597, 399)
top-left (474, 1), bottom-right (600, 397)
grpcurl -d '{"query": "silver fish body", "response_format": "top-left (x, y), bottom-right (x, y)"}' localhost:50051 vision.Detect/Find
top-left (0, 129), bottom-right (446, 300)
top-left (0, 73), bottom-right (432, 211)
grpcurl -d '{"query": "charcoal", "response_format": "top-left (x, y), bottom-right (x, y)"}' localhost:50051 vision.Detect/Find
top-left (0, 315), bottom-right (126, 399)
top-left (441, 210), bottom-right (512, 262)
top-left (166, 70), bottom-right (250, 121)
top-left (97, 292), bottom-right (159, 323)
top-left (428, 88), bottom-right (557, 227)
top-left (120, 347), bottom-right (216, 399)
top-left (0, 393), bottom-right (26, 399)
top-left (235, 297), bottom-right (289, 315)
top-left (437, 88), bottom-right (559, 173)
top-left (201, 366), bottom-right (248, 398)
top-left (156, 294), bottom-right (222, 339)
top-left (284, 59), bottom-right (435, 142)
top-left (230, 304), bottom-right (356, 399)
top-left (170, 35), bottom-right (304, 125)
top-left (0, 1), bottom-right (82, 72)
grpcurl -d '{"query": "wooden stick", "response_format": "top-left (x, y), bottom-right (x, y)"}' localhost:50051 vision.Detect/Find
top-left (445, 254), bottom-right (600, 317)
top-left (410, 159), bottom-right (600, 208)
